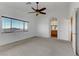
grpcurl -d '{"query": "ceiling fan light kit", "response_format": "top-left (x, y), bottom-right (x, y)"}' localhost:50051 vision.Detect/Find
top-left (28, 2), bottom-right (46, 16)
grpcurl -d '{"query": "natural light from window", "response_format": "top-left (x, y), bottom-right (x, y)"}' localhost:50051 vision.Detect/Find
top-left (2, 16), bottom-right (28, 33)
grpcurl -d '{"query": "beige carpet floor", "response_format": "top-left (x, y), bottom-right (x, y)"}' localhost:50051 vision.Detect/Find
top-left (0, 37), bottom-right (74, 56)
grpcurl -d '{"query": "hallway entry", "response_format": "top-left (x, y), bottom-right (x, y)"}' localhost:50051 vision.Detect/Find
top-left (50, 17), bottom-right (58, 39)
top-left (50, 17), bottom-right (72, 41)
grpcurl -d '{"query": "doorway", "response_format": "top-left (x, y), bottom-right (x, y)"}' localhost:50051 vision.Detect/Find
top-left (50, 17), bottom-right (58, 39)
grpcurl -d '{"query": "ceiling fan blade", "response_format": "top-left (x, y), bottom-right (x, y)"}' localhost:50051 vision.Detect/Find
top-left (39, 12), bottom-right (46, 15)
top-left (28, 12), bottom-right (36, 13)
top-left (26, 2), bottom-right (31, 5)
top-left (39, 8), bottom-right (46, 11)
top-left (31, 7), bottom-right (36, 11)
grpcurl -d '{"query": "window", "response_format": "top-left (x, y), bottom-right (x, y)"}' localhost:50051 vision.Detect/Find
top-left (2, 16), bottom-right (28, 33)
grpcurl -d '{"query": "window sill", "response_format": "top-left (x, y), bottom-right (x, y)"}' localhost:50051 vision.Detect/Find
top-left (1, 30), bottom-right (28, 33)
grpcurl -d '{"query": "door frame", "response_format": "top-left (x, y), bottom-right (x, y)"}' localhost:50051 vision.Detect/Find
top-left (49, 17), bottom-right (58, 39)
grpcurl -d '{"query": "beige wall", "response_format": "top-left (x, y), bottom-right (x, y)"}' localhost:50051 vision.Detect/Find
top-left (0, 2), bottom-right (36, 45)
top-left (69, 2), bottom-right (77, 55)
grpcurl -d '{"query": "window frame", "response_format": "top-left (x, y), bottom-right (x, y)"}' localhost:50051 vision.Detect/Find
top-left (1, 16), bottom-right (29, 33)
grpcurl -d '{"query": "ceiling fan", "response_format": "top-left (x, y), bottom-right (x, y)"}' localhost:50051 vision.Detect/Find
top-left (28, 2), bottom-right (46, 16)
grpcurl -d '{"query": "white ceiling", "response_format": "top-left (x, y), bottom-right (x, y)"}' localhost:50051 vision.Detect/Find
top-left (0, 2), bottom-right (71, 19)
top-left (0, 2), bottom-right (71, 12)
